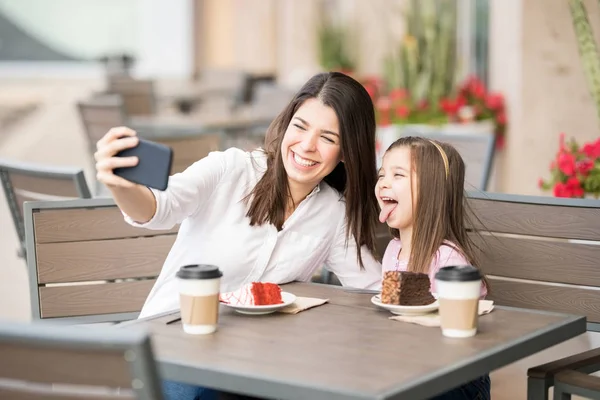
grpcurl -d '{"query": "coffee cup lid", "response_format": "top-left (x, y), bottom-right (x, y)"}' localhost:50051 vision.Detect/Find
top-left (435, 265), bottom-right (481, 282)
top-left (176, 264), bottom-right (222, 280)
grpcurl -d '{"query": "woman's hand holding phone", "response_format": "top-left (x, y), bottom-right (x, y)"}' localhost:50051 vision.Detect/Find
top-left (95, 127), bottom-right (140, 188)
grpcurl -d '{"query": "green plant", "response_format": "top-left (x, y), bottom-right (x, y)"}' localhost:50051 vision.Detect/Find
top-left (384, 0), bottom-right (457, 108)
top-left (316, 19), bottom-right (356, 72)
top-left (569, 0), bottom-right (600, 124)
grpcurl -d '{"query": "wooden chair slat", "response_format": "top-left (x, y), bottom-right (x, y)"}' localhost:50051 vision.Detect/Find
top-left (487, 277), bottom-right (600, 323)
top-left (0, 343), bottom-right (131, 387)
top-left (37, 236), bottom-right (173, 283)
top-left (471, 233), bottom-right (600, 287)
top-left (0, 383), bottom-right (135, 400)
top-left (33, 206), bottom-right (177, 244)
top-left (10, 173), bottom-right (81, 197)
top-left (468, 197), bottom-right (600, 240)
top-left (39, 280), bottom-right (155, 318)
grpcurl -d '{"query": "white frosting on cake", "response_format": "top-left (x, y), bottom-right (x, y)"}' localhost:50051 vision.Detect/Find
top-left (219, 283), bottom-right (256, 305)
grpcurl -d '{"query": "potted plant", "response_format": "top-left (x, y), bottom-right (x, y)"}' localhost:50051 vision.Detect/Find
top-left (364, 0), bottom-right (508, 161)
top-left (540, 0), bottom-right (600, 198)
top-left (539, 134), bottom-right (600, 198)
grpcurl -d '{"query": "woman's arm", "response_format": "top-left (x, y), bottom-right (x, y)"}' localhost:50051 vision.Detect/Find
top-left (124, 147), bottom-right (240, 230)
top-left (95, 127), bottom-right (241, 230)
top-left (324, 218), bottom-right (383, 290)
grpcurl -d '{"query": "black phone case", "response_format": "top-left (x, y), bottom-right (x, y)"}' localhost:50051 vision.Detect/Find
top-left (113, 138), bottom-right (173, 191)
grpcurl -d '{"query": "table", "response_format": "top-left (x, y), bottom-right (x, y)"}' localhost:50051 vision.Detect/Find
top-left (121, 283), bottom-right (585, 399)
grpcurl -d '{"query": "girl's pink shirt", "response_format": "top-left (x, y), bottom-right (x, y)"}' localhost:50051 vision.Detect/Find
top-left (381, 238), bottom-right (487, 299)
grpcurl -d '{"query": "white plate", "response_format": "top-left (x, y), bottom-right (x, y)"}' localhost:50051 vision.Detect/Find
top-left (371, 294), bottom-right (439, 316)
top-left (221, 292), bottom-right (297, 315)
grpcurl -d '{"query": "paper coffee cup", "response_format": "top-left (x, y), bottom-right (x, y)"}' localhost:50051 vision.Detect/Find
top-left (176, 264), bottom-right (223, 335)
top-left (435, 265), bottom-right (482, 338)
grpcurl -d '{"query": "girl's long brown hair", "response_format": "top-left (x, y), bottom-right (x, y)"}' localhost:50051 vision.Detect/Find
top-left (245, 72), bottom-right (379, 268)
top-left (386, 136), bottom-right (489, 288)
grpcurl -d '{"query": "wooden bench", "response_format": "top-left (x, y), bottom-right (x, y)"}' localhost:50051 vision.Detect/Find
top-left (376, 191), bottom-right (600, 399)
top-left (24, 198), bottom-right (177, 324)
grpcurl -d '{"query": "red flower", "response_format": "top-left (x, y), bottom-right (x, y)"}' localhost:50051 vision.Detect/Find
top-left (496, 135), bottom-right (505, 149)
top-left (394, 105), bottom-right (410, 119)
top-left (485, 93), bottom-right (504, 110)
top-left (439, 98), bottom-right (461, 116)
top-left (553, 182), bottom-right (568, 197)
top-left (376, 97), bottom-right (392, 126)
top-left (559, 132), bottom-right (566, 150)
top-left (582, 138), bottom-right (600, 158)
top-left (363, 83), bottom-right (376, 100)
top-left (553, 177), bottom-right (584, 198)
top-left (557, 151), bottom-right (576, 176)
top-left (463, 75), bottom-right (486, 99)
top-left (389, 88), bottom-right (408, 102)
top-left (538, 178), bottom-right (544, 188)
top-left (417, 99), bottom-right (428, 110)
top-left (577, 159), bottom-right (594, 176)
top-left (568, 177), bottom-right (585, 197)
top-left (496, 111), bottom-right (507, 125)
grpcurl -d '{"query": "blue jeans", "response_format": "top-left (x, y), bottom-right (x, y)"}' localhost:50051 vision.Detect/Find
top-left (162, 380), bottom-right (219, 400)
top-left (162, 375), bottom-right (490, 400)
top-left (430, 375), bottom-right (491, 400)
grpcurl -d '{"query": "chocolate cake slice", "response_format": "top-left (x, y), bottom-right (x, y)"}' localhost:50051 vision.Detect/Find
top-left (381, 271), bottom-right (435, 306)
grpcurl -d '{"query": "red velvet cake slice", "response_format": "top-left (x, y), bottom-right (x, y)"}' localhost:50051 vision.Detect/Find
top-left (220, 282), bottom-right (283, 305)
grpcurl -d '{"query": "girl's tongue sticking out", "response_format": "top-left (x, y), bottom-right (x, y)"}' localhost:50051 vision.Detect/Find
top-left (379, 198), bottom-right (398, 223)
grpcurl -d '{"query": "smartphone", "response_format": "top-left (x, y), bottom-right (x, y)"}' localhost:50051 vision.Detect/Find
top-left (113, 137), bottom-right (173, 191)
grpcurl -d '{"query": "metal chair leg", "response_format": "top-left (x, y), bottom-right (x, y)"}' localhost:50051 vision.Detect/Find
top-left (527, 376), bottom-right (549, 400)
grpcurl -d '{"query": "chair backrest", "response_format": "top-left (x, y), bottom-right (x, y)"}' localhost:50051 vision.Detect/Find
top-left (77, 94), bottom-right (127, 151)
top-left (24, 198), bottom-right (177, 324)
top-left (198, 68), bottom-right (249, 110)
top-left (374, 192), bottom-right (600, 327)
top-left (469, 192), bottom-right (600, 326)
top-left (0, 320), bottom-right (163, 400)
top-left (107, 77), bottom-right (156, 116)
top-left (0, 159), bottom-right (92, 257)
top-left (402, 128), bottom-right (496, 191)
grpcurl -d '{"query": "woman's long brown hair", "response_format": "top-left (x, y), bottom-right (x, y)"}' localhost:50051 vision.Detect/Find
top-left (244, 72), bottom-right (379, 269)
top-left (386, 136), bottom-right (489, 288)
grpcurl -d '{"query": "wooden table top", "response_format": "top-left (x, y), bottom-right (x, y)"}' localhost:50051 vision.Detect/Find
top-left (121, 282), bottom-right (585, 400)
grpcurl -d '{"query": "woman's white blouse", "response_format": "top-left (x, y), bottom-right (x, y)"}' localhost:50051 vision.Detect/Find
top-left (125, 148), bottom-right (382, 318)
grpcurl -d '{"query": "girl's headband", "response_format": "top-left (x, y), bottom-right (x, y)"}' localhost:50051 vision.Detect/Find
top-left (428, 140), bottom-right (449, 179)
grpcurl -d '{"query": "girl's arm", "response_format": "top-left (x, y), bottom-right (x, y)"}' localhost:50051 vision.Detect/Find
top-left (429, 245), bottom-right (488, 298)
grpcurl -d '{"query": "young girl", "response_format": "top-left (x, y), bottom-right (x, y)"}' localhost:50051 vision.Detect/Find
top-left (375, 136), bottom-right (490, 400)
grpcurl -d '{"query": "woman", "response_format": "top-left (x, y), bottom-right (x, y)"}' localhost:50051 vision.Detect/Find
top-left (95, 72), bottom-right (383, 398)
